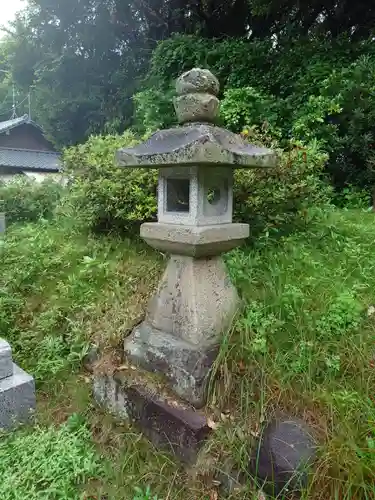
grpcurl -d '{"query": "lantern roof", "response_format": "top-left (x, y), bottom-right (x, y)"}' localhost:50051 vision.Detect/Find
top-left (117, 68), bottom-right (277, 169)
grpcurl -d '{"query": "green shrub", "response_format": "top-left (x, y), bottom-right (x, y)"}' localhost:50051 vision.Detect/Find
top-left (290, 54), bottom-right (375, 188)
top-left (0, 414), bottom-right (102, 500)
top-left (133, 87), bottom-right (175, 133)
top-left (233, 130), bottom-right (331, 235)
top-left (220, 87), bottom-right (280, 138)
top-left (62, 131), bottom-right (158, 234)
top-left (332, 185), bottom-right (371, 209)
top-left (0, 177), bottom-right (63, 224)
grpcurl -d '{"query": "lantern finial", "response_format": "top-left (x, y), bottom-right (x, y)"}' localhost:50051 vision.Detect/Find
top-left (174, 68), bottom-right (220, 124)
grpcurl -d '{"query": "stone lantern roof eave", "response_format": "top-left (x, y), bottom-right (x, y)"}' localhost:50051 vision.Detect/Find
top-left (117, 124), bottom-right (277, 169)
top-left (116, 158), bottom-right (276, 169)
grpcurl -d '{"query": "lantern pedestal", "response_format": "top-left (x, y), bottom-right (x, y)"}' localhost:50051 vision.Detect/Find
top-left (124, 221), bottom-right (249, 406)
top-left (124, 323), bottom-right (217, 409)
top-left (124, 250), bottom-right (245, 407)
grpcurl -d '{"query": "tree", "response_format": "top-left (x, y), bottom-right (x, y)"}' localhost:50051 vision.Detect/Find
top-left (1, 0), bottom-right (374, 146)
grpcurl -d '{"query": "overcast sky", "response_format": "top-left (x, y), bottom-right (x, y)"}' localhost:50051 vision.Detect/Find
top-left (0, 0), bottom-right (24, 27)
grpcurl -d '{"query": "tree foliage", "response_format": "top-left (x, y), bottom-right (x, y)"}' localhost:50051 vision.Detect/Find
top-left (1, 0), bottom-right (374, 145)
top-left (0, 0), bottom-right (374, 188)
top-left (135, 34), bottom-right (375, 188)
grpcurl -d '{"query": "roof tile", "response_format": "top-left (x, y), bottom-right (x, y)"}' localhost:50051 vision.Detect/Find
top-left (0, 147), bottom-right (61, 172)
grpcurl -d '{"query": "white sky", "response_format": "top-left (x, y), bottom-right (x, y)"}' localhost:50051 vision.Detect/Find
top-left (0, 0), bottom-right (25, 26)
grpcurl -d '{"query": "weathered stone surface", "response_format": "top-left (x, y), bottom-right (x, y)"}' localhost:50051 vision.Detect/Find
top-left (176, 68), bottom-right (220, 97)
top-left (83, 345), bottom-right (100, 373)
top-left (141, 222), bottom-right (249, 257)
top-left (143, 254), bottom-right (239, 346)
top-left (117, 123), bottom-right (277, 170)
top-left (157, 166), bottom-right (234, 226)
top-left (214, 459), bottom-right (246, 495)
top-left (123, 252), bottom-right (239, 407)
top-left (93, 371), bottom-right (211, 462)
top-left (174, 93), bottom-right (220, 124)
top-left (250, 418), bottom-right (316, 495)
top-left (0, 339), bottom-right (13, 380)
top-left (0, 364), bottom-right (36, 430)
top-left (93, 372), bottom-right (130, 420)
top-left (117, 68), bottom-right (277, 170)
top-left (124, 323), bottom-right (218, 407)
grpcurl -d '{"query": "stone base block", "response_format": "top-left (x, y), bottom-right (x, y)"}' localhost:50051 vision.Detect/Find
top-left (124, 323), bottom-right (218, 408)
top-left (146, 254), bottom-right (239, 347)
top-left (93, 370), bottom-right (211, 463)
top-left (0, 339), bottom-right (13, 380)
top-left (141, 222), bottom-right (249, 257)
top-left (0, 364), bottom-right (36, 431)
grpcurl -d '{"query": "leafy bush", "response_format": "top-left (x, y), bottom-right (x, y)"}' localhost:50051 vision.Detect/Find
top-left (290, 54), bottom-right (375, 188)
top-left (234, 131), bottom-right (331, 235)
top-left (0, 414), bottom-right (102, 500)
top-left (220, 87), bottom-right (280, 138)
top-left (62, 132), bottom-right (158, 234)
top-left (332, 185), bottom-right (371, 209)
top-left (133, 87), bottom-right (175, 133)
top-left (0, 177), bottom-right (63, 224)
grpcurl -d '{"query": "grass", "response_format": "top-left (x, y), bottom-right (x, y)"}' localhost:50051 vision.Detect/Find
top-left (1, 207), bottom-right (375, 499)
top-left (0, 219), bottom-right (162, 381)
top-left (0, 413), bottom-right (101, 500)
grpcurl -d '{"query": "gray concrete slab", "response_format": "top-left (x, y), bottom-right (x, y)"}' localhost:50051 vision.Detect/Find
top-left (0, 364), bottom-right (36, 430)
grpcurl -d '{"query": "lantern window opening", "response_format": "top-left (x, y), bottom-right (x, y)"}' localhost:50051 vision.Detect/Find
top-left (165, 177), bottom-right (190, 213)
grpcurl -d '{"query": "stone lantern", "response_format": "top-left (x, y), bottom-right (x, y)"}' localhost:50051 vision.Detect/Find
top-left (117, 68), bottom-right (276, 408)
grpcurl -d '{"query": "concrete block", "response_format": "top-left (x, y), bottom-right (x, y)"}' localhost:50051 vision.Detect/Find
top-left (0, 364), bottom-right (36, 431)
top-left (0, 339), bottom-right (13, 380)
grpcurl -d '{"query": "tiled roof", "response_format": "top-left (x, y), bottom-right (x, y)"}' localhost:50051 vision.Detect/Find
top-left (0, 115), bottom-right (43, 135)
top-left (0, 147), bottom-right (61, 172)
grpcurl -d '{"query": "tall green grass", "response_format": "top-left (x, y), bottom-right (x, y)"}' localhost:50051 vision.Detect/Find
top-left (0, 219), bottom-right (161, 381)
top-left (210, 208), bottom-right (375, 498)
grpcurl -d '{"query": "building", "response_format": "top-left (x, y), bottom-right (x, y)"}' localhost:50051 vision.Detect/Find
top-left (0, 115), bottom-right (61, 183)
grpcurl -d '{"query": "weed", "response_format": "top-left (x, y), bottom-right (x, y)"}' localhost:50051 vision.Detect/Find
top-left (0, 220), bottom-right (161, 382)
top-left (211, 208), bottom-right (375, 498)
top-left (0, 414), bottom-right (102, 500)
top-left (133, 485), bottom-right (160, 500)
